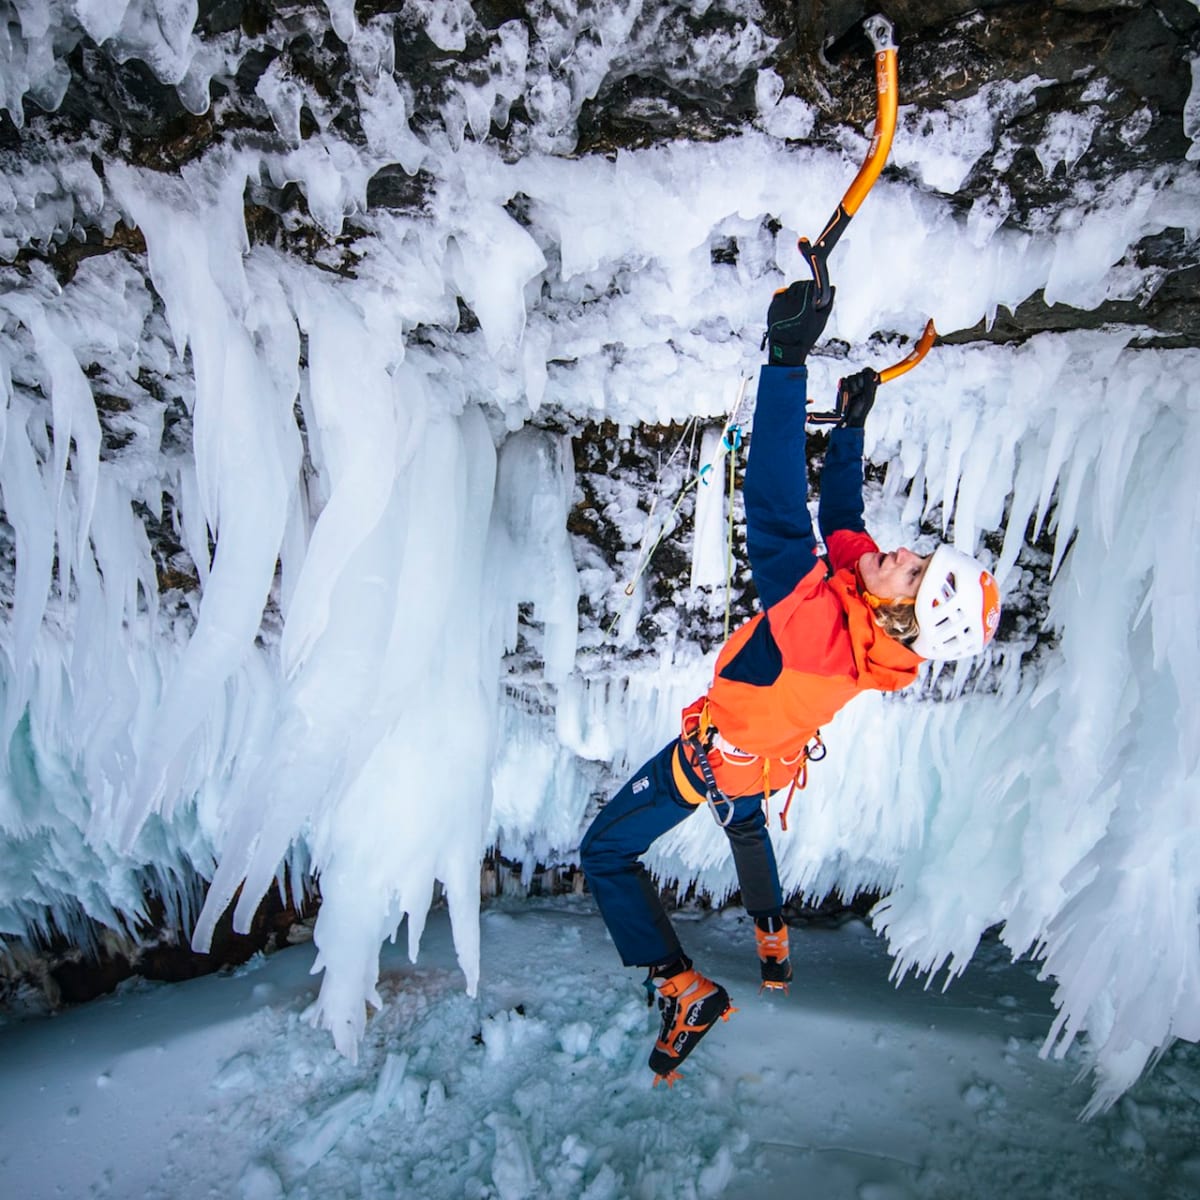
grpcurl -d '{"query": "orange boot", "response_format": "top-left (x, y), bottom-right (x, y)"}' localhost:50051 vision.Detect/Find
top-left (648, 966), bottom-right (734, 1085)
top-left (755, 917), bottom-right (793, 992)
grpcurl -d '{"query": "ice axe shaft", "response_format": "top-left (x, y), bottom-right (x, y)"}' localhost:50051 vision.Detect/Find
top-left (799, 13), bottom-right (898, 310)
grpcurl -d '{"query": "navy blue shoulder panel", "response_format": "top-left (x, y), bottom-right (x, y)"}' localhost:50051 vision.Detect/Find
top-left (718, 618), bottom-right (783, 686)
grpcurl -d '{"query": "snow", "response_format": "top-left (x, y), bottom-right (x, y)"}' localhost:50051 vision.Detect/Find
top-left (1, 0), bottom-right (1199, 1121)
top-left (890, 78), bottom-right (1044, 194)
top-left (2, 901), bottom-right (1199, 1200)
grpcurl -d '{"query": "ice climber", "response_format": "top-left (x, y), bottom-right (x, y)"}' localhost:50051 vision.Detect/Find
top-left (580, 280), bottom-right (1003, 1086)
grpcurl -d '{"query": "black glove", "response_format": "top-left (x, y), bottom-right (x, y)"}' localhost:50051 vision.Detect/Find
top-left (807, 367), bottom-right (879, 426)
top-left (835, 368), bottom-right (878, 427)
top-left (764, 281), bottom-right (834, 366)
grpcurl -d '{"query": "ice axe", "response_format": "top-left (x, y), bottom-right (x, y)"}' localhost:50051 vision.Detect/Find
top-left (808, 319), bottom-right (938, 424)
top-left (799, 12), bottom-right (899, 310)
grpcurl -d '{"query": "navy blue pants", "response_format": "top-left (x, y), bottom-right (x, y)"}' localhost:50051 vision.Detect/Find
top-left (580, 740), bottom-right (784, 966)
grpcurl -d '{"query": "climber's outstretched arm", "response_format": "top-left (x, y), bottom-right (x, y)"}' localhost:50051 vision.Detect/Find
top-left (744, 366), bottom-right (816, 609)
top-left (816, 369), bottom-right (880, 573)
top-left (744, 281), bottom-right (832, 609)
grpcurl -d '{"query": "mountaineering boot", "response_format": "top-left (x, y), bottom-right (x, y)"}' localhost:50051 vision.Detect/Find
top-left (755, 916), bottom-right (793, 993)
top-left (647, 962), bottom-right (734, 1086)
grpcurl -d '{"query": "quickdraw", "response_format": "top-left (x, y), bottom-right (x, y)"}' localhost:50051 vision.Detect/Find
top-left (684, 731), bottom-right (737, 828)
top-left (714, 376), bottom-right (752, 640)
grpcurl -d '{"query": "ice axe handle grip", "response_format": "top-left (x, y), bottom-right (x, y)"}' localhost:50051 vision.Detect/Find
top-left (798, 203), bottom-right (850, 311)
top-left (798, 235), bottom-right (833, 311)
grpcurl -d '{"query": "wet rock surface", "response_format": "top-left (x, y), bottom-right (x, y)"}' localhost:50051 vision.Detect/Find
top-left (3, 1), bottom-right (1197, 341)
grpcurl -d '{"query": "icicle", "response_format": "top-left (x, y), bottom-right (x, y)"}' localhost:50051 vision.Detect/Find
top-left (690, 426), bottom-right (727, 589)
top-left (0, 398), bottom-right (55, 743)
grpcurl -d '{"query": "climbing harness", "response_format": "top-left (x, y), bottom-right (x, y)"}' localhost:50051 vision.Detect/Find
top-left (677, 698), bottom-right (828, 833)
top-left (799, 12), bottom-right (899, 310)
top-left (680, 702), bottom-right (736, 828)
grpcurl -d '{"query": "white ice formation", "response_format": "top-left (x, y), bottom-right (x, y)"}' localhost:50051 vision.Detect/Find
top-left (1, 0), bottom-right (1199, 1113)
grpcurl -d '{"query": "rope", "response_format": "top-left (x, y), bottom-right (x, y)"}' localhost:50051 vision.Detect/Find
top-left (724, 425), bottom-right (738, 641)
top-left (622, 418), bottom-right (698, 593)
top-left (605, 376), bottom-right (752, 644)
top-left (603, 424), bottom-right (702, 641)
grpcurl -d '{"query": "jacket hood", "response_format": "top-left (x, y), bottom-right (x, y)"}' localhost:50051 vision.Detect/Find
top-left (829, 567), bottom-right (923, 691)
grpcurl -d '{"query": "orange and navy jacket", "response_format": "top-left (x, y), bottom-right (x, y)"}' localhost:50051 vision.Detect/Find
top-left (674, 364), bottom-right (923, 804)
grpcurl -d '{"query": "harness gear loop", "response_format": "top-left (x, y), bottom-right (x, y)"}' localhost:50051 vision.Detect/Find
top-left (779, 760), bottom-right (807, 833)
top-left (778, 732), bottom-right (825, 832)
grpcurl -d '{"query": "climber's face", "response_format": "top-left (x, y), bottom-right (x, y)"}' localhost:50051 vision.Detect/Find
top-left (859, 547), bottom-right (930, 601)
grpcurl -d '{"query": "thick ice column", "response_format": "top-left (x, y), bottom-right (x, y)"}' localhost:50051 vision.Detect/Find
top-left (0, 394), bottom-right (55, 742)
top-left (105, 158), bottom-right (303, 843)
top-left (300, 405), bottom-right (500, 1052)
top-left (191, 287), bottom-right (416, 951)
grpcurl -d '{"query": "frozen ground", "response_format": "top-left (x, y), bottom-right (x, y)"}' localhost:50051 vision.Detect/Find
top-left (2, 899), bottom-right (1199, 1200)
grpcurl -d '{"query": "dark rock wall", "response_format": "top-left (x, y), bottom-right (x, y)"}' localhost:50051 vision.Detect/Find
top-left (5, 3), bottom-right (1197, 344)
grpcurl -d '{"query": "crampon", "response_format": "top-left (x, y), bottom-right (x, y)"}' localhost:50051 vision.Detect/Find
top-left (648, 968), bottom-right (735, 1085)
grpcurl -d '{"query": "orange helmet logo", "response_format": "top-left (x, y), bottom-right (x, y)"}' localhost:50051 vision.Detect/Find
top-left (980, 571), bottom-right (1001, 643)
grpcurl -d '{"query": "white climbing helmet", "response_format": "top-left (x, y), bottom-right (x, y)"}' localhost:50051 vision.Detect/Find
top-left (911, 544), bottom-right (1002, 661)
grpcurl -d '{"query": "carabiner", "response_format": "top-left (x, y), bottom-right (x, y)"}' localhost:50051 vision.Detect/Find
top-left (708, 789), bottom-right (736, 828)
